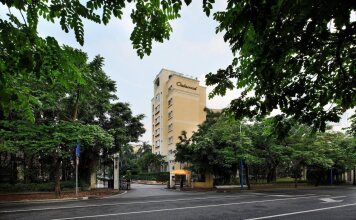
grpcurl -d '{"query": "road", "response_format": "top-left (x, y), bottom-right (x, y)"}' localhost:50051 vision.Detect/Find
top-left (0, 184), bottom-right (355, 220)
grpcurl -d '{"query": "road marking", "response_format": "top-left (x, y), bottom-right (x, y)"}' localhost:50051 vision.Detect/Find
top-left (268, 194), bottom-right (292, 197)
top-left (0, 194), bottom-right (257, 213)
top-left (48, 195), bottom-right (322, 220)
top-left (0, 193), bottom-right (319, 213)
top-left (319, 196), bottom-right (346, 203)
top-left (245, 203), bottom-right (356, 220)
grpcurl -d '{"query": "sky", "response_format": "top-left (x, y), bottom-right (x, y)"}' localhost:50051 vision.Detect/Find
top-left (2, 2), bottom-right (352, 142)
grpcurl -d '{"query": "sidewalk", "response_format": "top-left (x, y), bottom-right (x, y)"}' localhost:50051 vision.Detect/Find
top-left (0, 188), bottom-right (120, 203)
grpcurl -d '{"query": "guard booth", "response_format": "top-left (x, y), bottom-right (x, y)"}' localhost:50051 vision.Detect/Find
top-left (170, 169), bottom-right (191, 188)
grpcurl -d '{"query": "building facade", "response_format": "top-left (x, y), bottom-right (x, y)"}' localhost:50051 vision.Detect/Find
top-left (151, 69), bottom-right (206, 172)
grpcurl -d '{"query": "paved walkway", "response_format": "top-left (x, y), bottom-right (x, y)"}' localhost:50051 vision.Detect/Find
top-left (114, 183), bottom-right (203, 198)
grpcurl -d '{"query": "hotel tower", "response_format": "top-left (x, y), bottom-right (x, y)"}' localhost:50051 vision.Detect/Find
top-left (151, 69), bottom-right (206, 172)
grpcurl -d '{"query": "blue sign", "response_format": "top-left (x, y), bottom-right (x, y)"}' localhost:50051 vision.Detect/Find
top-left (75, 144), bottom-right (80, 157)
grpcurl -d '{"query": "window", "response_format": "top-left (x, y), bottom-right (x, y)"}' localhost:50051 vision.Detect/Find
top-left (155, 78), bottom-right (160, 87)
top-left (168, 123), bottom-right (173, 132)
top-left (168, 98), bottom-right (173, 106)
top-left (168, 136), bottom-right (173, 144)
top-left (168, 110), bottom-right (173, 119)
top-left (155, 140), bottom-right (160, 147)
top-left (168, 85), bottom-right (173, 91)
top-left (192, 174), bottom-right (206, 182)
top-left (155, 104), bottom-right (160, 113)
top-left (155, 116), bottom-right (160, 124)
top-left (155, 128), bottom-right (160, 136)
top-left (155, 94), bottom-right (160, 103)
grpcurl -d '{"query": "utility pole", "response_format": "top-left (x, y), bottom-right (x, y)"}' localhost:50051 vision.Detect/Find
top-left (75, 143), bottom-right (80, 197)
top-left (240, 159), bottom-right (244, 189)
top-left (240, 123), bottom-right (244, 190)
top-left (114, 153), bottom-right (120, 190)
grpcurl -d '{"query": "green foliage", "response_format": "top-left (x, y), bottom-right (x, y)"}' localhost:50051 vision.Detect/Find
top-left (0, 181), bottom-right (88, 192)
top-left (0, 121), bottom-right (113, 157)
top-left (0, 45), bottom-right (145, 193)
top-left (176, 110), bottom-right (356, 185)
top-left (131, 172), bottom-right (169, 182)
top-left (0, 17), bottom-right (77, 121)
top-left (347, 115), bottom-right (356, 137)
top-left (103, 103), bottom-right (146, 175)
top-left (205, 0), bottom-right (355, 131)
top-left (175, 110), bottom-right (254, 179)
top-left (0, 0), bottom-right (193, 119)
top-left (118, 144), bottom-right (137, 175)
top-left (2, 0), bottom-right (191, 56)
top-left (137, 151), bottom-right (167, 173)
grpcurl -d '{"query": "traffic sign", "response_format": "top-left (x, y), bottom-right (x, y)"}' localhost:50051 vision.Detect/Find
top-left (75, 144), bottom-right (80, 157)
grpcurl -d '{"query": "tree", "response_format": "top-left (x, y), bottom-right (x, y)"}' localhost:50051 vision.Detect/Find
top-left (0, 46), bottom-right (146, 196)
top-left (245, 119), bottom-right (289, 183)
top-left (0, 120), bottom-right (113, 197)
top-left (316, 131), bottom-right (356, 185)
top-left (205, 0), bottom-right (355, 131)
top-left (136, 142), bottom-right (152, 158)
top-left (136, 142), bottom-right (152, 172)
top-left (2, 0), bottom-right (189, 55)
top-left (283, 123), bottom-right (334, 187)
top-left (175, 112), bottom-right (254, 186)
top-left (104, 102), bottom-right (145, 164)
top-left (3, 1), bottom-right (355, 127)
top-left (346, 116), bottom-right (356, 185)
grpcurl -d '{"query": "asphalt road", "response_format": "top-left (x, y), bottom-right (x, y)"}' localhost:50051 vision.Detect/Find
top-left (1, 184), bottom-right (355, 220)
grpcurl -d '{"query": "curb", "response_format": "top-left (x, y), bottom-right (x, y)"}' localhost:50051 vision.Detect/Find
top-left (0, 192), bottom-right (123, 204)
top-left (101, 190), bottom-right (128, 199)
top-left (0, 197), bottom-right (90, 204)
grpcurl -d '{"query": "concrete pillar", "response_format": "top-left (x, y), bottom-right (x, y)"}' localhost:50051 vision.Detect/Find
top-left (170, 173), bottom-right (175, 188)
top-left (114, 153), bottom-right (120, 190)
top-left (302, 167), bottom-right (307, 180)
top-left (186, 174), bottom-right (191, 187)
top-left (90, 169), bottom-right (97, 189)
top-left (17, 164), bottom-right (24, 181)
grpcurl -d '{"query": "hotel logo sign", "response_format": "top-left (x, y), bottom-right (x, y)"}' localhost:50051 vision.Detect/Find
top-left (176, 82), bottom-right (197, 90)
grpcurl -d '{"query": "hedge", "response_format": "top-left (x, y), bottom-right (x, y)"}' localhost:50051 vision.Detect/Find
top-left (0, 181), bottom-right (89, 192)
top-left (131, 172), bottom-right (169, 182)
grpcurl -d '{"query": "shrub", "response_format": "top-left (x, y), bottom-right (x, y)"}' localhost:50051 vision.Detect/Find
top-left (131, 172), bottom-right (169, 182)
top-left (0, 181), bottom-right (89, 192)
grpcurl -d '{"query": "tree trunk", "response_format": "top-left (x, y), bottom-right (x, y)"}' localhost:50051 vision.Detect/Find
top-left (54, 155), bottom-right (62, 198)
top-left (10, 153), bottom-right (18, 184)
top-left (245, 164), bottom-right (251, 190)
top-left (353, 167), bottom-right (356, 186)
top-left (103, 163), bottom-right (106, 188)
top-left (62, 159), bottom-right (66, 181)
top-left (267, 165), bottom-right (277, 183)
top-left (72, 86), bottom-right (80, 121)
top-left (294, 176), bottom-right (298, 188)
top-left (294, 167), bottom-right (299, 188)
